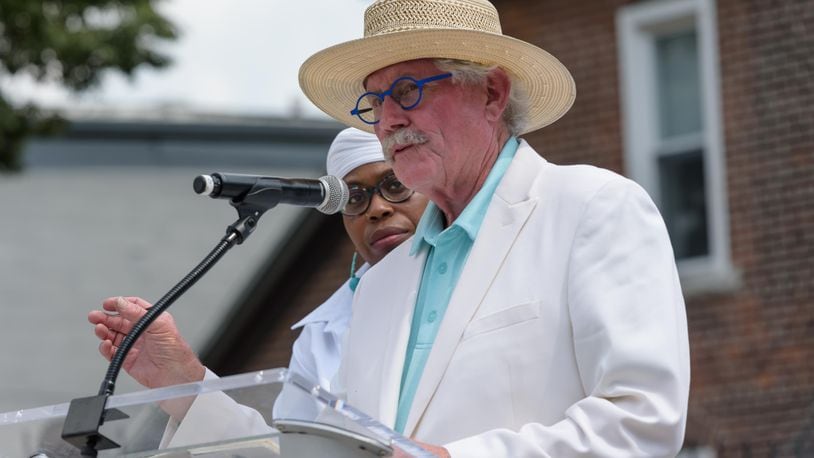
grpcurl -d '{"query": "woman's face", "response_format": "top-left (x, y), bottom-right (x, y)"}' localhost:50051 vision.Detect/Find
top-left (342, 162), bottom-right (428, 265)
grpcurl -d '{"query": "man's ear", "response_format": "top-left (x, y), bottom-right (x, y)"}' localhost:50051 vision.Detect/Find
top-left (484, 67), bottom-right (511, 123)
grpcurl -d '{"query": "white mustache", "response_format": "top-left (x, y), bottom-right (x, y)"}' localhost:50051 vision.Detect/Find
top-left (381, 129), bottom-right (429, 159)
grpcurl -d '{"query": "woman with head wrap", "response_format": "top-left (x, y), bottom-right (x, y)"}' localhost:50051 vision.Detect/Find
top-left (287, 128), bottom-right (428, 393)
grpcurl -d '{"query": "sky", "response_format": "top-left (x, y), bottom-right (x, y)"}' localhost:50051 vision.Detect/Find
top-left (2, 0), bottom-right (371, 119)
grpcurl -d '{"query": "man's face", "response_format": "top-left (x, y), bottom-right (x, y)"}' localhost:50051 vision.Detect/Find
top-left (366, 59), bottom-right (496, 197)
top-left (342, 161), bottom-right (429, 265)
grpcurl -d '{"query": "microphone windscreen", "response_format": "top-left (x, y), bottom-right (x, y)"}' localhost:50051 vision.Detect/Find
top-left (317, 175), bottom-right (349, 214)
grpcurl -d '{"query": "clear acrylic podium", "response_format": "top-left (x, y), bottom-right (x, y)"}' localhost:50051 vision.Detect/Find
top-left (0, 368), bottom-right (433, 457)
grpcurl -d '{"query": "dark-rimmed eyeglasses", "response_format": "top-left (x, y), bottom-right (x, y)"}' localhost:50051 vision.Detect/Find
top-left (342, 172), bottom-right (415, 216)
top-left (350, 73), bottom-right (452, 125)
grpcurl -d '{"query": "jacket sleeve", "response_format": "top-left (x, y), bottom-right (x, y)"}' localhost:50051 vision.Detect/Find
top-left (444, 177), bottom-right (691, 457)
top-left (160, 368), bottom-right (273, 448)
top-left (273, 322), bottom-right (333, 420)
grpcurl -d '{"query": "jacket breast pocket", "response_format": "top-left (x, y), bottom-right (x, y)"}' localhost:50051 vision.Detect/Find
top-left (461, 301), bottom-right (541, 341)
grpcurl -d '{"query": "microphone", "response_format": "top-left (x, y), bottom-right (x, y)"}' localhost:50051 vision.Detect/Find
top-left (193, 173), bottom-right (349, 214)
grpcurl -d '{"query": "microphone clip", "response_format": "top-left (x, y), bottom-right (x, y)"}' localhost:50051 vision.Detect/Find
top-left (225, 199), bottom-right (268, 245)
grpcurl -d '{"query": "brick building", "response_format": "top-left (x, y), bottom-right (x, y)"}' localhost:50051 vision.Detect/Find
top-left (207, 0), bottom-right (813, 455)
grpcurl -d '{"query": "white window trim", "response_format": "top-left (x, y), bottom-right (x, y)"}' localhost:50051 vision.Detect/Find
top-left (617, 0), bottom-right (740, 295)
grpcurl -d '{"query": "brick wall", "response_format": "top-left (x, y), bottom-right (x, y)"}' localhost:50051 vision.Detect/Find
top-left (686, 0), bottom-right (814, 454)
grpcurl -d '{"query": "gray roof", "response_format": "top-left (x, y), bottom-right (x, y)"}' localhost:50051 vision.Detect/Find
top-left (0, 115), bottom-right (342, 413)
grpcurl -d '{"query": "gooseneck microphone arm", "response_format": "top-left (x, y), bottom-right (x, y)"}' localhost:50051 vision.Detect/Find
top-left (61, 177), bottom-right (316, 456)
top-left (100, 197), bottom-right (271, 396)
top-left (99, 232), bottom-right (239, 397)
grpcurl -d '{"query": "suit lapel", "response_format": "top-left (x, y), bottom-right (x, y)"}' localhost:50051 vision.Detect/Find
top-left (344, 240), bottom-right (426, 427)
top-left (403, 142), bottom-right (544, 436)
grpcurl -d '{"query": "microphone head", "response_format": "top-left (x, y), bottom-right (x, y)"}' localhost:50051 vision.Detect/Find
top-left (317, 175), bottom-right (349, 214)
top-left (193, 174), bottom-right (216, 196)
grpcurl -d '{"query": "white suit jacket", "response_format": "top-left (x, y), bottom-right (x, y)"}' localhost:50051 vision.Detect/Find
top-left (340, 141), bottom-right (691, 457)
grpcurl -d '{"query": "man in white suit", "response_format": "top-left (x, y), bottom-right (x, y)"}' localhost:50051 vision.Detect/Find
top-left (298, 0), bottom-right (691, 456)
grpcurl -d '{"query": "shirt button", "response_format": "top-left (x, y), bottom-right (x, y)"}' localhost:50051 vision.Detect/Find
top-left (438, 263), bottom-right (448, 274)
top-left (428, 311), bottom-right (438, 323)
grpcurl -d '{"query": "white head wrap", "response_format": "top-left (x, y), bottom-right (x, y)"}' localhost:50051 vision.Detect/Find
top-left (326, 127), bottom-right (385, 179)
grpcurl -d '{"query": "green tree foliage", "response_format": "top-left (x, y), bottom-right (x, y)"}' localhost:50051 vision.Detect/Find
top-left (0, 0), bottom-right (176, 171)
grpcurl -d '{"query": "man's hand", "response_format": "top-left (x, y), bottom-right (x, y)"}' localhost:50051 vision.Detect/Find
top-left (88, 296), bottom-right (205, 389)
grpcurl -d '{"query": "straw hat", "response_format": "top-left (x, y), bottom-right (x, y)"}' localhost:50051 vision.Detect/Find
top-left (299, 0), bottom-right (575, 135)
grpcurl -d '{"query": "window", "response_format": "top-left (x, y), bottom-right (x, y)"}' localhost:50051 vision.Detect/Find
top-left (617, 0), bottom-right (739, 294)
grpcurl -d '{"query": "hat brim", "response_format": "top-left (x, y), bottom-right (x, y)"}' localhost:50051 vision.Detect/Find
top-left (299, 29), bottom-right (576, 135)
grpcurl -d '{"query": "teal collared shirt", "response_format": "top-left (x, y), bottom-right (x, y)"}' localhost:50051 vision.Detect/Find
top-left (394, 137), bottom-right (519, 433)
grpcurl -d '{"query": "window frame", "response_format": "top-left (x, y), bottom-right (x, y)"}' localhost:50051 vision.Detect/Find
top-left (617, 0), bottom-right (739, 295)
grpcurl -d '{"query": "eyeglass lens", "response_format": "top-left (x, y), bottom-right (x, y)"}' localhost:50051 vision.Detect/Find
top-left (356, 78), bottom-right (422, 124)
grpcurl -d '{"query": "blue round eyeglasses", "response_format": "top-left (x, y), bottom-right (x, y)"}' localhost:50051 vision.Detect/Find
top-left (350, 73), bottom-right (452, 125)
